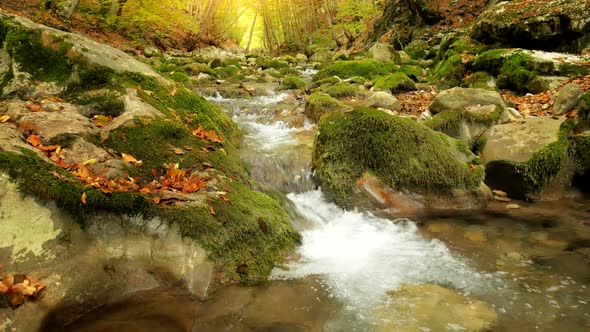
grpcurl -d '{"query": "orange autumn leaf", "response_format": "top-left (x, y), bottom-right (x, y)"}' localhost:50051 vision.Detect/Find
top-left (26, 104), bottom-right (43, 112)
top-left (81, 192), bottom-right (87, 204)
top-left (26, 134), bottom-right (42, 147)
top-left (153, 196), bottom-right (161, 204)
top-left (121, 153), bottom-right (143, 166)
top-left (38, 145), bottom-right (60, 151)
top-left (171, 147), bottom-right (185, 155)
top-left (209, 206), bottom-right (216, 215)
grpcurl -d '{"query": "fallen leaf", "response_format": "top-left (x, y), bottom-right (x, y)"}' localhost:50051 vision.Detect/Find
top-left (121, 153), bottom-right (143, 166)
top-left (26, 104), bottom-right (43, 112)
top-left (153, 196), bottom-right (161, 204)
top-left (209, 206), bottom-right (216, 215)
top-left (42, 96), bottom-right (64, 103)
top-left (169, 86), bottom-right (178, 97)
top-left (183, 145), bottom-right (194, 151)
top-left (26, 135), bottom-right (42, 147)
top-left (0, 115), bottom-right (10, 123)
top-left (219, 195), bottom-right (232, 204)
top-left (81, 192), bottom-right (87, 204)
top-left (202, 163), bottom-right (215, 170)
top-left (171, 147), bottom-right (185, 155)
top-left (38, 145), bottom-right (60, 151)
top-left (82, 159), bottom-right (97, 165)
top-left (18, 122), bottom-right (37, 135)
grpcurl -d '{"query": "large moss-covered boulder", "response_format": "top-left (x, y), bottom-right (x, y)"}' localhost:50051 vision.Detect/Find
top-left (481, 117), bottom-right (574, 199)
top-left (472, 0), bottom-right (590, 53)
top-left (373, 284), bottom-right (498, 332)
top-left (368, 42), bottom-right (407, 64)
top-left (313, 107), bottom-right (486, 209)
top-left (304, 92), bottom-right (351, 123)
top-left (372, 72), bottom-right (416, 93)
top-left (0, 13), bottom-right (300, 287)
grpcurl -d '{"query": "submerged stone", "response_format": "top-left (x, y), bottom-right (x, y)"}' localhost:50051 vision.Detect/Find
top-left (373, 284), bottom-right (497, 332)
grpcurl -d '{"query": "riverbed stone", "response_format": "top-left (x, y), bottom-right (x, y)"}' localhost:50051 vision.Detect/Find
top-left (363, 91), bottom-right (401, 112)
top-left (313, 107), bottom-right (486, 210)
top-left (368, 42), bottom-right (398, 63)
top-left (304, 92), bottom-right (351, 123)
top-left (552, 83), bottom-right (583, 116)
top-left (428, 87), bottom-right (507, 115)
top-left (481, 117), bottom-right (573, 199)
top-left (373, 284), bottom-right (498, 332)
top-left (105, 88), bottom-right (164, 130)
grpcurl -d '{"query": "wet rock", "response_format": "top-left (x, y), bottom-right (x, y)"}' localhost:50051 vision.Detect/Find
top-left (529, 232), bottom-right (568, 249)
top-left (373, 284), bottom-right (497, 332)
top-left (494, 196), bottom-right (511, 202)
top-left (492, 189), bottom-right (508, 197)
top-left (506, 204), bottom-right (521, 209)
top-left (472, 0), bottom-right (590, 53)
top-left (464, 227), bottom-right (487, 243)
top-left (482, 117), bottom-right (573, 200)
top-left (304, 92), bottom-right (351, 123)
top-left (368, 42), bottom-right (397, 63)
top-left (295, 53), bottom-right (308, 64)
top-left (143, 46), bottom-right (160, 58)
top-left (552, 83), bottom-right (583, 116)
top-left (363, 91), bottom-right (401, 112)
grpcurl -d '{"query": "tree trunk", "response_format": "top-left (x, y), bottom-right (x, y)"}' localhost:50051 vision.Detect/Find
top-left (246, 0), bottom-right (261, 52)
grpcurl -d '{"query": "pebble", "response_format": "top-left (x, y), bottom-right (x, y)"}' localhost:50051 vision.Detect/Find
top-left (492, 190), bottom-right (508, 197)
top-left (494, 196), bottom-right (512, 202)
top-left (506, 204), bottom-right (521, 209)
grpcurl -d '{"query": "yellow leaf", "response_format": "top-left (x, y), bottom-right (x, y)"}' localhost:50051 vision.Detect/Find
top-left (81, 192), bottom-right (87, 205)
top-left (0, 115), bottom-right (10, 123)
top-left (121, 153), bottom-right (143, 166)
top-left (82, 159), bottom-right (97, 165)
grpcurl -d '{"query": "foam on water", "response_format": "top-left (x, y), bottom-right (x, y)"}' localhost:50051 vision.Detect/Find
top-left (272, 190), bottom-right (497, 309)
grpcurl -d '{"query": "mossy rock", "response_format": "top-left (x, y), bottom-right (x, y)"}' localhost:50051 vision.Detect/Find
top-left (578, 91), bottom-right (590, 130)
top-left (312, 59), bottom-right (399, 82)
top-left (572, 131), bottom-right (590, 192)
top-left (431, 35), bottom-right (489, 88)
top-left (373, 72), bottom-right (416, 93)
top-left (481, 117), bottom-right (574, 199)
top-left (428, 87), bottom-right (507, 115)
top-left (319, 82), bottom-right (365, 98)
top-left (464, 71), bottom-right (496, 90)
top-left (313, 107), bottom-right (485, 209)
top-left (279, 75), bottom-right (307, 90)
top-left (400, 65), bottom-right (424, 82)
top-left (0, 13), bottom-right (300, 285)
top-left (256, 57), bottom-right (289, 69)
top-left (424, 106), bottom-right (505, 146)
top-left (304, 92), bottom-right (350, 123)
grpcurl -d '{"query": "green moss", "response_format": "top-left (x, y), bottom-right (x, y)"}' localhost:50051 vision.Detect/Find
top-left (320, 82), bottom-right (364, 98)
top-left (345, 76), bottom-right (368, 85)
top-left (4, 26), bottom-right (73, 83)
top-left (464, 71), bottom-right (495, 90)
top-left (512, 120), bottom-right (575, 193)
top-left (373, 72), bottom-right (416, 93)
top-left (256, 57), bottom-right (289, 69)
top-left (279, 76), bottom-right (307, 90)
top-left (432, 53), bottom-right (465, 88)
top-left (0, 293), bottom-right (9, 308)
top-left (469, 49), bottom-right (508, 75)
top-left (76, 92), bottom-right (125, 117)
top-left (279, 55), bottom-right (297, 64)
top-left (400, 65), bottom-right (424, 81)
top-left (312, 59), bottom-right (399, 82)
top-left (573, 133), bottom-right (590, 175)
top-left (313, 107), bottom-right (484, 206)
top-left (314, 76), bottom-right (341, 86)
top-left (0, 151), bottom-right (155, 222)
top-left (167, 182), bottom-right (300, 285)
top-left (578, 91), bottom-right (590, 129)
top-left (278, 67), bottom-right (300, 77)
top-left (558, 63), bottom-right (590, 77)
top-left (304, 92), bottom-right (347, 123)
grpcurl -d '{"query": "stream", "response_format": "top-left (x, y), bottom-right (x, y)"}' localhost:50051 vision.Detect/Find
top-left (61, 74), bottom-right (590, 331)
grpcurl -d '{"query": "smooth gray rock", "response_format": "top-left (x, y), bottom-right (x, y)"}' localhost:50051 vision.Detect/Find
top-left (552, 83), bottom-right (583, 115)
top-left (428, 87), bottom-right (506, 115)
top-left (364, 91), bottom-right (401, 111)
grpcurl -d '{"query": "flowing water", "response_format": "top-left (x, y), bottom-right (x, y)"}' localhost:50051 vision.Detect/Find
top-left (60, 77), bottom-right (590, 331)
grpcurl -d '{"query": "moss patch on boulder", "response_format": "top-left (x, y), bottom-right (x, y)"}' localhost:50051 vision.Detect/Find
top-left (373, 72), bottom-right (416, 93)
top-left (319, 82), bottom-right (365, 98)
top-left (312, 59), bottom-right (398, 82)
top-left (304, 92), bottom-right (349, 123)
top-left (279, 75), bottom-right (307, 90)
top-left (313, 107), bottom-right (484, 208)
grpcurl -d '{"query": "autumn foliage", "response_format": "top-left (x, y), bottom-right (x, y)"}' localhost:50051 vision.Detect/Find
top-left (0, 264), bottom-right (46, 307)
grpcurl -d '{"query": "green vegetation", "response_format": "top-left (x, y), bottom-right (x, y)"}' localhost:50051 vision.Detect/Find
top-left (400, 65), bottom-right (424, 81)
top-left (578, 91), bottom-right (590, 129)
top-left (319, 82), bottom-right (365, 98)
top-left (312, 59), bottom-right (398, 82)
top-left (573, 133), bottom-right (590, 176)
top-left (304, 92), bottom-right (348, 123)
top-left (372, 72), bottom-right (416, 93)
top-left (313, 107), bottom-right (484, 206)
top-left (511, 120), bottom-right (575, 194)
top-left (1, 21), bottom-right (73, 83)
top-left (432, 54), bottom-right (465, 88)
top-left (256, 57), bottom-right (289, 69)
top-left (279, 76), bottom-right (307, 90)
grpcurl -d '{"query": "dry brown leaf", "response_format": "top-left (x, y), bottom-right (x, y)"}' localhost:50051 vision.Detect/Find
top-left (26, 134), bottom-right (42, 147)
top-left (26, 104), bottom-right (44, 112)
top-left (209, 206), bottom-right (216, 215)
top-left (169, 86), bottom-right (178, 97)
top-left (171, 147), bottom-right (185, 155)
top-left (153, 196), bottom-right (161, 204)
top-left (38, 145), bottom-right (60, 151)
top-left (81, 192), bottom-right (87, 204)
